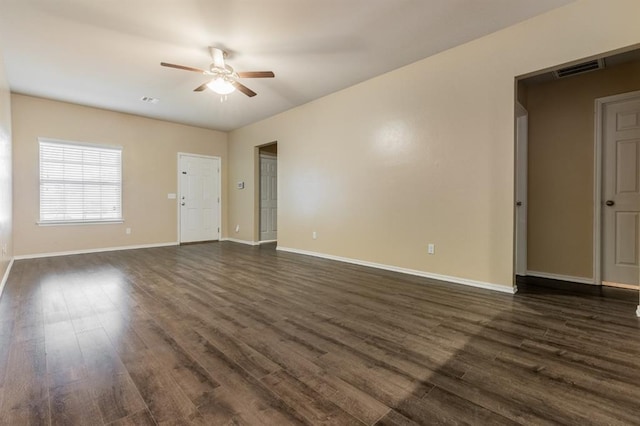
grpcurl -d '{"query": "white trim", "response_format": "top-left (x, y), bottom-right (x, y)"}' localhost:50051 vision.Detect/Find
top-left (277, 246), bottom-right (516, 294)
top-left (515, 101), bottom-right (528, 118)
top-left (636, 305), bottom-right (640, 317)
top-left (526, 270), bottom-right (596, 285)
top-left (594, 90), bottom-right (640, 286)
top-left (259, 239), bottom-right (277, 244)
top-left (221, 238), bottom-right (260, 246)
top-left (594, 96), bottom-right (603, 285)
top-left (0, 258), bottom-right (15, 299)
top-left (37, 220), bottom-right (124, 226)
top-left (177, 153), bottom-right (222, 244)
top-left (514, 103), bottom-right (528, 276)
top-left (13, 242), bottom-right (178, 260)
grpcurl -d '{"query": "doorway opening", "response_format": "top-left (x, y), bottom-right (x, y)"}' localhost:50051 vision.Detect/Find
top-left (258, 143), bottom-right (278, 243)
top-left (514, 46), bottom-right (640, 292)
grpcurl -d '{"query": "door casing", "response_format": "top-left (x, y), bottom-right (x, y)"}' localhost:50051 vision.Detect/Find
top-left (515, 102), bottom-right (528, 276)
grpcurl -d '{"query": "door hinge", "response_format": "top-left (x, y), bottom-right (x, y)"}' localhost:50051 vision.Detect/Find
top-left (218, 227), bottom-right (220, 233)
top-left (217, 197), bottom-right (220, 203)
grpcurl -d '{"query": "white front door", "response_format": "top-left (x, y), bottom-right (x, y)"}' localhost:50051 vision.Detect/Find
top-left (602, 96), bottom-right (640, 285)
top-left (260, 154), bottom-right (277, 241)
top-left (515, 104), bottom-right (528, 276)
top-left (179, 154), bottom-right (220, 243)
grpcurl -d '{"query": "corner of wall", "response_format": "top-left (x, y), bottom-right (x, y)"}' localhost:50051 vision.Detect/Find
top-left (0, 47), bottom-right (14, 298)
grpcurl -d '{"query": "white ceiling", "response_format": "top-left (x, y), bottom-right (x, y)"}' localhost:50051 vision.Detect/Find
top-left (0, 0), bottom-right (573, 132)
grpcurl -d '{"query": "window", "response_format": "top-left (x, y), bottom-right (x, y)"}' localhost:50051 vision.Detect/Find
top-left (39, 138), bottom-right (122, 224)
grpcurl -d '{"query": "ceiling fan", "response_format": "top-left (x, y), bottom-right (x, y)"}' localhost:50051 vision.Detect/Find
top-left (161, 47), bottom-right (274, 97)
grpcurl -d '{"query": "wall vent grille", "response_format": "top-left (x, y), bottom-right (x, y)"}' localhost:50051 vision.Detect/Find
top-left (554, 59), bottom-right (604, 78)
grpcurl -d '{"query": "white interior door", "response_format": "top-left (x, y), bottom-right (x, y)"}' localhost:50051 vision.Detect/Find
top-left (515, 103), bottom-right (528, 276)
top-left (179, 154), bottom-right (220, 243)
top-left (260, 154), bottom-right (277, 241)
top-left (602, 96), bottom-right (640, 285)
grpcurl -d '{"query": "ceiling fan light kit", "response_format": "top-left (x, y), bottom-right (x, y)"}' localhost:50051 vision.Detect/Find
top-left (161, 46), bottom-right (274, 99)
top-left (207, 77), bottom-right (235, 95)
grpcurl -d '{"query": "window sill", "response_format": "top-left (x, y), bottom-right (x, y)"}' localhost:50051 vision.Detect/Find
top-left (37, 220), bottom-right (124, 227)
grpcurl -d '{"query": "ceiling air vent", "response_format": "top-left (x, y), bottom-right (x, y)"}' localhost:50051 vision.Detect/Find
top-left (140, 96), bottom-right (159, 104)
top-left (553, 59), bottom-right (604, 79)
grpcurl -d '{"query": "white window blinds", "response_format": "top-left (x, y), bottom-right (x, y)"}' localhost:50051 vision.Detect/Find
top-left (39, 139), bottom-right (122, 224)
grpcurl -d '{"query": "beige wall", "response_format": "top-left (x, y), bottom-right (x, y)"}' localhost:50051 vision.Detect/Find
top-left (12, 95), bottom-right (227, 256)
top-left (0, 50), bottom-right (12, 283)
top-left (526, 60), bottom-right (640, 278)
top-left (228, 0), bottom-right (640, 289)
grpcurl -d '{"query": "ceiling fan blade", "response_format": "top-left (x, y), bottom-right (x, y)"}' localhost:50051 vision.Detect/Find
top-left (232, 81), bottom-right (257, 97)
top-left (237, 71), bottom-right (275, 78)
top-left (161, 62), bottom-right (206, 73)
top-left (194, 82), bottom-right (208, 92)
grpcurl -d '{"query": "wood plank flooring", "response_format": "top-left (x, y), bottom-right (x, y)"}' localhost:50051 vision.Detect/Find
top-left (0, 242), bottom-right (639, 425)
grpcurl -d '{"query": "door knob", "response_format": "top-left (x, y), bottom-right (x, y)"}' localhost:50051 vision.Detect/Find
top-left (605, 200), bottom-right (615, 206)
top-left (181, 202), bottom-right (186, 206)
top-left (516, 201), bottom-right (522, 206)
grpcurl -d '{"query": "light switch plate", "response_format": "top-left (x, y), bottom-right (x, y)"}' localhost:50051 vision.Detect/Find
top-left (167, 193), bottom-right (176, 199)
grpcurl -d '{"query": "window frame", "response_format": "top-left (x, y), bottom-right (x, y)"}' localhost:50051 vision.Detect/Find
top-left (38, 137), bottom-right (124, 226)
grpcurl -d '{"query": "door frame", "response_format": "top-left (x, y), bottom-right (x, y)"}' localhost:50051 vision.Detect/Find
top-left (177, 152), bottom-right (222, 244)
top-left (253, 142), bottom-right (278, 244)
top-left (259, 152), bottom-right (278, 243)
top-left (515, 102), bottom-right (528, 276)
top-left (593, 89), bottom-right (640, 284)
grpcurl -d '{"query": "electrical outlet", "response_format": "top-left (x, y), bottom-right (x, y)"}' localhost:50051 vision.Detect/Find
top-left (312, 231), bottom-right (317, 240)
top-left (235, 225), bottom-right (240, 233)
top-left (1, 243), bottom-right (6, 256)
top-left (428, 243), bottom-right (435, 255)
top-left (126, 228), bottom-right (131, 235)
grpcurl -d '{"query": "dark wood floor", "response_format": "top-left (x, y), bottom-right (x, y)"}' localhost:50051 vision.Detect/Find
top-left (1, 242), bottom-right (639, 425)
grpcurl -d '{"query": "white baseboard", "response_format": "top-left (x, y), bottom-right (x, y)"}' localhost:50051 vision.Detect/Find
top-left (13, 242), bottom-right (179, 260)
top-left (221, 238), bottom-right (260, 246)
top-left (277, 246), bottom-right (516, 294)
top-left (0, 257), bottom-right (14, 300)
top-left (526, 270), bottom-right (596, 285)
top-left (259, 239), bottom-right (277, 245)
